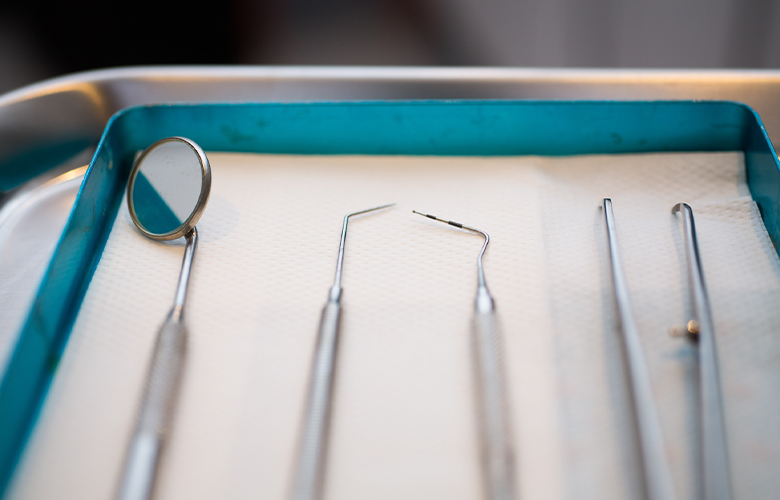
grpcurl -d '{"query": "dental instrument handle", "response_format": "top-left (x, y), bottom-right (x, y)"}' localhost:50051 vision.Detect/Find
top-left (412, 210), bottom-right (516, 500)
top-left (292, 290), bottom-right (342, 500)
top-left (115, 229), bottom-right (196, 500)
top-left (473, 302), bottom-right (516, 500)
top-left (291, 204), bottom-right (393, 500)
top-left (116, 320), bottom-right (188, 500)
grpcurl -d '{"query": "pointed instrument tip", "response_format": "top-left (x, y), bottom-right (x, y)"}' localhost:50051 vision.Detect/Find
top-left (412, 210), bottom-right (439, 221)
top-left (346, 203), bottom-right (396, 218)
top-left (369, 202), bottom-right (396, 211)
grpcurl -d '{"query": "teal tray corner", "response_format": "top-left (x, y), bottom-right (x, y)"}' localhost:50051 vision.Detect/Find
top-left (0, 99), bottom-right (778, 495)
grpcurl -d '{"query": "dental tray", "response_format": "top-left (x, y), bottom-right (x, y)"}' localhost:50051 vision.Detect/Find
top-left (1, 101), bottom-right (779, 499)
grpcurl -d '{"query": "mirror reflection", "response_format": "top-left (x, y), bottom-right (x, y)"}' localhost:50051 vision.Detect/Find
top-left (129, 138), bottom-right (208, 238)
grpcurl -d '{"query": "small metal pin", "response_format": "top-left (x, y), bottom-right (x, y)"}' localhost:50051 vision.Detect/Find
top-left (669, 320), bottom-right (701, 338)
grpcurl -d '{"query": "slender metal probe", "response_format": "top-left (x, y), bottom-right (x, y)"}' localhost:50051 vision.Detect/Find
top-left (413, 210), bottom-right (515, 500)
top-left (116, 228), bottom-right (198, 500)
top-left (291, 203), bottom-right (394, 500)
top-left (602, 199), bottom-right (677, 500)
top-left (672, 203), bottom-right (733, 500)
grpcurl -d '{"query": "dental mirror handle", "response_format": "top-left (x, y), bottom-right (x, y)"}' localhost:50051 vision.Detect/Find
top-left (116, 320), bottom-right (187, 500)
top-left (472, 307), bottom-right (516, 500)
top-left (115, 229), bottom-right (197, 500)
top-left (292, 291), bottom-right (342, 500)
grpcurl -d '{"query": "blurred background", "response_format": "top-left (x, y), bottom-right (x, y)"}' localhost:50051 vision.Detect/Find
top-left (0, 0), bottom-right (778, 95)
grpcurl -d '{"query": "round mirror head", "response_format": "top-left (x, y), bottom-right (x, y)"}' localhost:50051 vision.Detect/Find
top-left (127, 137), bottom-right (211, 241)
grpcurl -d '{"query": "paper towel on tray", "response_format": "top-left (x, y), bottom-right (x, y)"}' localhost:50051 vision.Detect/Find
top-left (8, 151), bottom-right (780, 500)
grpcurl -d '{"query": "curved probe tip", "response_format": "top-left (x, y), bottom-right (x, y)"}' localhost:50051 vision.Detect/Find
top-left (412, 210), bottom-right (465, 229)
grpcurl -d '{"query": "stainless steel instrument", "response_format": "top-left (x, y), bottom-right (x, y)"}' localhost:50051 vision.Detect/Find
top-left (291, 203), bottom-right (395, 500)
top-left (413, 210), bottom-right (516, 500)
top-left (116, 137), bottom-right (212, 500)
top-left (116, 229), bottom-right (198, 500)
top-left (672, 202), bottom-right (733, 500)
top-left (602, 198), bottom-right (677, 500)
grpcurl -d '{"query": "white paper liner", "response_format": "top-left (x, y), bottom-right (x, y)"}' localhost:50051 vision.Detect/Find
top-left (8, 151), bottom-right (780, 500)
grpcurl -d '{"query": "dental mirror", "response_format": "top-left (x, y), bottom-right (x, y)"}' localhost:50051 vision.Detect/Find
top-left (116, 136), bottom-right (211, 500)
top-left (127, 136), bottom-right (211, 240)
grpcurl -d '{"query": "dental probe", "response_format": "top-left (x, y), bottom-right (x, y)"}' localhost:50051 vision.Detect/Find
top-left (413, 210), bottom-right (516, 500)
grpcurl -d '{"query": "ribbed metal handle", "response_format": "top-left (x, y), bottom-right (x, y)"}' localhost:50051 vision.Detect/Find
top-left (292, 300), bottom-right (342, 500)
top-left (472, 310), bottom-right (516, 500)
top-left (115, 318), bottom-right (188, 500)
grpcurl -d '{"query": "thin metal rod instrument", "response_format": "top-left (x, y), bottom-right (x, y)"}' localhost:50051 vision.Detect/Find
top-left (602, 199), bottom-right (677, 500)
top-left (118, 136), bottom-right (210, 500)
top-left (413, 210), bottom-right (516, 500)
top-left (116, 228), bottom-right (198, 500)
top-left (291, 203), bottom-right (395, 500)
top-left (672, 202), bottom-right (732, 500)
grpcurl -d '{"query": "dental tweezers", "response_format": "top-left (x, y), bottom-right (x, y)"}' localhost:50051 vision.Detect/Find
top-left (672, 202), bottom-right (732, 500)
top-left (602, 199), bottom-right (677, 500)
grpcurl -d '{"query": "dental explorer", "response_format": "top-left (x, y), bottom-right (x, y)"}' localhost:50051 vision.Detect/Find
top-left (291, 203), bottom-right (395, 500)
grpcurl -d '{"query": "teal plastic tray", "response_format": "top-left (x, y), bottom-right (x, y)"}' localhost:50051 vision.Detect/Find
top-left (0, 100), bottom-right (778, 495)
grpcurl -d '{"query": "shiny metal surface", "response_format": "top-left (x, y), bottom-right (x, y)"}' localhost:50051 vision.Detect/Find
top-left (672, 203), bottom-right (733, 500)
top-left (0, 146), bottom-right (92, 218)
top-left (172, 228), bottom-right (198, 321)
top-left (412, 211), bottom-right (494, 312)
top-left (330, 203), bottom-right (395, 301)
top-left (1, 67), bottom-right (780, 173)
top-left (472, 309), bottom-right (514, 500)
top-left (292, 204), bottom-right (394, 500)
top-left (292, 301), bottom-right (340, 500)
top-left (602, 199), bottom-right (677, 500)
top-left (0, 148), bottom-right (91, 373)
top-left (127, 137), bottom-right (212, 242)
top-left (115, 228), bottom-right (198, 500)
top-left (413, 211), bottom-right (515, 500)
top-left (119, 139), bottom-right (210, 500)
top-left (117, 138), bottom-right (210, 500)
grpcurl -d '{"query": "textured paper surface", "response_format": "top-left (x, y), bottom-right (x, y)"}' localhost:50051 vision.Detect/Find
top-left (8, 151), bottom-right (780, 500)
